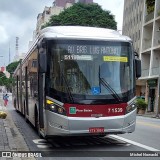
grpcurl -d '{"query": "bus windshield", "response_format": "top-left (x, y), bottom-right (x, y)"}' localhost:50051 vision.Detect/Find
top-left (48, 40), bottom-right (134, 102)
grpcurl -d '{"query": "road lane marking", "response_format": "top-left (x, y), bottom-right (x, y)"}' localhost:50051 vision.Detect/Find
top-left (33, 139), bottom-right (48, 144)
top-left (109, 135), bottom-right (160, 152)
top-left (136, 121), bottom-right (160, 128)
top-left (33, 139), bottom-right (53, 148)
top-left (37, 144), bottom-right (52, 148)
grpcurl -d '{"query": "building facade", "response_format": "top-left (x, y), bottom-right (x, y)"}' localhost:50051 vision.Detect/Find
top-left (34, 0), bottom-right (93, 39)
top-left (54, 0), bottom-right (75, 7)
top-left (122, 0), bottom-right (144, 54)
top-left (123, 0), bottom-right (160, 115)
top-left (35, 5), bottom-right (64, 38)
top-left (76, 0), bottom-right (93, 4)
top-left (54, 0), bottom-right (93, 7)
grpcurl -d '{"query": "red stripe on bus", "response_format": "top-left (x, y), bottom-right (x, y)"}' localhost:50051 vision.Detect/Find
top-left (64, 103), bottom-right (127, 117)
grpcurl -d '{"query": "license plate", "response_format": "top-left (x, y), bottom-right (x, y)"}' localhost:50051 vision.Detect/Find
top-left (89, 127), bottom-right (104, 133)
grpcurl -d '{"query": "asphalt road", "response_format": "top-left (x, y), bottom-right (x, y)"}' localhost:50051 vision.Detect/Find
top-left (120, 116), bottom-right (160, 150)
top-left (4, 95), bottom-right (160, 160)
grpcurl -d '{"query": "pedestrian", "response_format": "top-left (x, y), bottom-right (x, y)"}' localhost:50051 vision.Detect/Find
top-left (3, 94), bottom-right (9, 107)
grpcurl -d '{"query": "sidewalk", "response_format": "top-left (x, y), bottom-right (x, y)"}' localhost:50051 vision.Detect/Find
top-left (0, 98), bottom-right (36, 160)
top-left (137, 112), bottom-right (160, 119)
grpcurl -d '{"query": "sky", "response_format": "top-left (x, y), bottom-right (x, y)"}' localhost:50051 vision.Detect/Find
top-left (0, 0), bottom-right (124, 67)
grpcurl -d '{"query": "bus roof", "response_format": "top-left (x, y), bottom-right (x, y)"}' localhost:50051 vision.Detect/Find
top-left (39, 26), bottom-right (131, 41)
top-left (18, 26), bottom-right (132, 69)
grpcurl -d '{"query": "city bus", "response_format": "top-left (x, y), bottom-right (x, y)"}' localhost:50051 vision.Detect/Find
top-left (12, 26), bottom-right (141, 138)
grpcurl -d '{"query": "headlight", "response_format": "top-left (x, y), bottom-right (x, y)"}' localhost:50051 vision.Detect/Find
top-left (126, 103), bottom-right (136, 114)
top-left (46, 99), bottom-right (66, 115)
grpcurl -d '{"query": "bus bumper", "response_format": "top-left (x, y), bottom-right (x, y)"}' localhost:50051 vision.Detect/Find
top-left (46, 109), bottom-right (136, 136)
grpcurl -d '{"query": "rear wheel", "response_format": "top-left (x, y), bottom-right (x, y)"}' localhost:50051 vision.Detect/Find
top-left (35, 108), bottom-right (43, 138)
top-left (24, 101), bottom-right (28, 123)
top-left (13, 99), bottom-right (16, 108)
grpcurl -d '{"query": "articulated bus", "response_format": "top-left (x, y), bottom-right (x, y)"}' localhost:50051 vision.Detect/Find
top-left (12, 26), bottom-right (141, 138)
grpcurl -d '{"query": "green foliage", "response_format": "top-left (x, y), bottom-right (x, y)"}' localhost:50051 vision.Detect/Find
top-left (146, 0), bottom-right (155, 14)
top-left (6, 60), bottom-right (21, 75)
top-left (42, 3), bottom-right (117, 30)
top-left (0, 72), bottom-right (7, 86)
top-left (0, 60), bottom-right (20, 91)
top-left (136, 99), bottom-right (147, 110)
top-left (0, 72), bottom-right (14, 91)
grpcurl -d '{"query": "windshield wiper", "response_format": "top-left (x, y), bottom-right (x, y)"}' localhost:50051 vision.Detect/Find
top-left (100, 77), bottom-right (122, 102)
top-left (61, 73), bottom-right (74, 103)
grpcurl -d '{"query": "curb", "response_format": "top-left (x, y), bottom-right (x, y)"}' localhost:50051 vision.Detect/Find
top-left (0, 96), bottom-right (30, 152)
top-left (137, 114), bottom-right (160, 119)
top-left (4, 108), bottom-right (30, 152)
top-left (3, 119), bottom-right (17, 151)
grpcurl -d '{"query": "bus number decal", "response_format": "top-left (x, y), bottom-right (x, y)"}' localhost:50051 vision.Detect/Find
top-left (64, 55), bottom-right (93, 61)
top-left (107, 108), bottom-right (123, 113)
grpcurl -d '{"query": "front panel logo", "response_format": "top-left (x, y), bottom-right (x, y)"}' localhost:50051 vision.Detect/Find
top-left (69, 107), bottom-right (76, 114)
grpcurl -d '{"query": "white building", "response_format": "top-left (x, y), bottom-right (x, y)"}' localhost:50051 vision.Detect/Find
top-left (123, 0), bottom-right (160, 115)
top-left (35, 5), bottom-right (64, 38)
top-left (33, 2), bottom-right (75, 40)
top-left (33, 0), bottom-right (93, 40)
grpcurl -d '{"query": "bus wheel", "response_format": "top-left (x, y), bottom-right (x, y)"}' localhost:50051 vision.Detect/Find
top-left (14, 99), bottom-right (16, 108)
top-left (24, 102), bottom-right (28, 123)
top-left (24, 112), bottom-right (28, 123)
top-left (35, 109), bottom-right (43, 138)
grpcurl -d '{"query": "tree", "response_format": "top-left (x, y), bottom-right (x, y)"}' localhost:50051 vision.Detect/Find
top-left (6, 60), bottom-right (21, 75)
top-left (0, 72), bottom-right (7, 86)
top-left (42, 3), bottom-right (117, 30)
top-left (146, 0), bottom-right (155, 14)
top-left (0, 60), bottom-right (21, 92)
top-left (0, 72), bottom-right (11, 91)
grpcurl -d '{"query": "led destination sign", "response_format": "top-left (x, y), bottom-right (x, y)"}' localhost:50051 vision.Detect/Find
top-left (58, 44), bottom-right (128, 56)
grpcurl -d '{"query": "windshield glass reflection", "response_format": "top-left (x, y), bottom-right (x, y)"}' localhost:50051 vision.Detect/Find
top-left (48, 40), bottom-right (134, 98)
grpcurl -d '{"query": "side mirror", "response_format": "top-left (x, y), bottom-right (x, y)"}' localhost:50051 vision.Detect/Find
top-left (135, 58), bottom-right (141, 78)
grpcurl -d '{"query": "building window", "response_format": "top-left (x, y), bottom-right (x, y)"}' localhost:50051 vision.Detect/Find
top-left (32, 60), bottom-right (37, 68)
top-left (140, 12), bottom-right (142, 21)
top-left (133, 34), bottom-right (134, 42)
top-left (46, 10), bottom-right (50, 14)
top-left (138, 30), bottom-right (140, 40)
top-left (136, 32), bottom-right (138, 42)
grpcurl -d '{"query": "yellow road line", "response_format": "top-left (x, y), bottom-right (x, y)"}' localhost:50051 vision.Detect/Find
top-left (137, 121), bottom-right (160, 128)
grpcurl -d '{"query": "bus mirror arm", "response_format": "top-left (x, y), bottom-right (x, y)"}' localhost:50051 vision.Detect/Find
top-left (135, 58), bottom-right (141, 78)
top-left (134, 51), bottom-right (139, 58)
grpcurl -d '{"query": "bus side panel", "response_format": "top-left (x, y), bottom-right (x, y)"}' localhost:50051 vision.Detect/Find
top-left (12, 75), bottom-right (18, 109)
top-left (26, 48), bottom-right (38, 126)
top-left (16, 72), bottom-right (21, 111)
